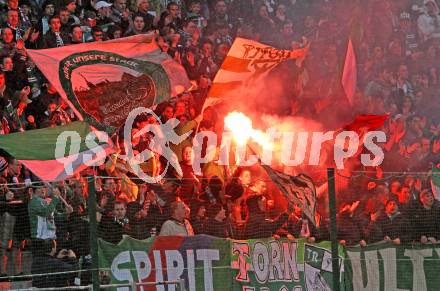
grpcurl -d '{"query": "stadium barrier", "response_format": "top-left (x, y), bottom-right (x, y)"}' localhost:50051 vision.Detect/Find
top-left (1, 169), bottom-right (439, 290)
top-left (1, 279), bottom-right (185, 291)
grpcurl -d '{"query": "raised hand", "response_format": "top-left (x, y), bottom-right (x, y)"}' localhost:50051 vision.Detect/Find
top-left (52, 187), bottom-right (61, 197)
top-left (66, 204), bottom-right (74, 214)
top-left (16, 39), bottom-right (25, 50)
top-left (30, 30), bottom-right (40, 42)
top-left (20, 86), bottom-right (31, 97)
top-left (23, 27), bottom-right (32, 41)
top-left (370, 211), bottom-right (378, 222)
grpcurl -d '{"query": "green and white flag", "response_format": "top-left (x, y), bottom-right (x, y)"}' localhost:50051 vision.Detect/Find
top-left (0, 121), bottom-right (113, 181)
top-left (27, 34), bottom-right (191, 133)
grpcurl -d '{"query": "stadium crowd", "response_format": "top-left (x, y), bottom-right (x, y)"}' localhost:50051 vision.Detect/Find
top-left (0, 0), bottom-right (439, 288)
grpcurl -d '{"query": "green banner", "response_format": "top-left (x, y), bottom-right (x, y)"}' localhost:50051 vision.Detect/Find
top-left (344, 242), bottom-right (440, 291)
top-left (98, 236), bottom-right (345, 291)
top-left (99, 235), bottom-right (231, 291)
top-left (231, 238), bottom-right (344, 291)
top-left (99, 236), bottom-right (440, 290)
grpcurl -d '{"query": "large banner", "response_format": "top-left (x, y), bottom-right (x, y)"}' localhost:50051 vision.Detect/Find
top-left (99, 236), bottom-right (440, 291)
top-left (99, 236), bottom-right (344, 291)
top-left (27, 35), bottom-right (191, 133)
top-left (345, 242), bottom-right (440, 291)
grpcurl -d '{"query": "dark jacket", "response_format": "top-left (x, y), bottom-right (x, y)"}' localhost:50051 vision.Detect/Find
top-left (225, 180), bottom-right (246, 202)
top-left (364, 212), bottom-right (411, 243)
top-left (42, 30), bottom-right (71, 48)
top-left (190, 216), bottom-right (207, 235)
top-left (337, 212), bottom-right (364, 246)
top-left (98, 214), bottom-right (130, 244)
top-left (287, 214), bottom-right (329, 241)
top-left (204, 218), bottom-right (229, 238)
top-left (179, 162), bottom-right (199, 203)
top-left (244, 212), bottom-right (289, 239)
top-left (31, 255), bottom-right (78, 288)
top-left (182, 57), bottom-right (199, 80)
top-left (0, 86), bottom-right (14, 112)
top-left (127, 200), bottom-right (163, 240)
top-left (412, 201), bottom-right (440, 240)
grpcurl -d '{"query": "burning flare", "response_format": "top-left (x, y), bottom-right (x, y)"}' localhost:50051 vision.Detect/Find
top-left (224, 111), bottom-right (273, 150)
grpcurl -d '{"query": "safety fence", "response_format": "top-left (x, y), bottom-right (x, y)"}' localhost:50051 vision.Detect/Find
top-left (0, 280), bottom-right (185, 291)
top-left (0, 168), bottom-right (438, 290)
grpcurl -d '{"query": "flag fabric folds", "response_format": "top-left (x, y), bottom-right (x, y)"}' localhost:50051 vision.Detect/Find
top-left (261, 164), bottom-right (317, 226)
top-left (27, 34), bottom-right (191, 133)
top-left (204, 37), bottom-right (308, 109)
top-left (0, 121), bottom-right (114, 181)
top-left (342, 39), bottom-right (357, 106)
top-left (343, 114), bottom-right (389, 133)
top-left (340, 114), bottom-right (388, 158)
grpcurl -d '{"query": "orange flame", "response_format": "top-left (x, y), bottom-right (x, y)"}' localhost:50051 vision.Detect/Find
top-left (224, 111), bottom-right (273, 150)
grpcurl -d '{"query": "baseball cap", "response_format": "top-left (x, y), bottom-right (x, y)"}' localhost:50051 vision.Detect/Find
top-left (95, 1), bottom-right (112, 10)
top-left (85, 10), bottom-right (97, 20)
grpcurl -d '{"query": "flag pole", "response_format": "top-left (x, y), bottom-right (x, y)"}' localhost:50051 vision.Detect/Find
top-left (88, 176), bottom-right (100, 291)
top-left (327, 168), bottom-right (341, 291)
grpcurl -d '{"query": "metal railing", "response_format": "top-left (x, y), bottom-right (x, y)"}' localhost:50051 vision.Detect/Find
top-left (8, 279), bottom-right (186, 291)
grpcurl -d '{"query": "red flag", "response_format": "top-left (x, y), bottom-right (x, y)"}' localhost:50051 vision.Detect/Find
top-left (343, 114), bottom-right (389, 133)
top-left (342, 39), bottom-right (357, 106)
